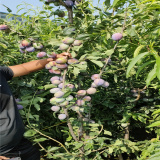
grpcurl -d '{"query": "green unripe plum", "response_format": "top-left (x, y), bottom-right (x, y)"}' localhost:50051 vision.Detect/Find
top-left (77, 90), bottom-right (86, 96)
top-left (59, 44), bottom-right (69, 50)
top-left (59, 101), bottom-right (69, 107)
top-left (71, 106), bottom-right (79, 111)
top-left (51, 106), bottom-right (60, 112)
top-left (73, 40), bottom-right (82, 46)
top-left (62, 37), bottom-right (74, 44)
top-left (58, 114), bottom-right (67, 120)
top-left (50, 97), bottom-right (57, 104)
top-left (33, 43), bottom-right (43, 49)
top-left (56, 57), bottom-right (67, 64)
top-left (66, 95), bottom-right (74, 101)
top-left (54, 91), bottom-right (65, 98)
top-left (50, 88), bottom-right (61, 93)
top-left (55, 97), bottom-right (65, 103)
top-left (76, 99), bottom-right (85, 106)
top-left (87, 88), bottom-right (97, 94)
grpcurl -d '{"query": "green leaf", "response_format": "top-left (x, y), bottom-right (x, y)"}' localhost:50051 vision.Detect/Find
top-left (134, 45), bottom-right (145, 57)
top-left (44, 84), bottom-right (56, 90)
top-left (112, 0), bottom-right (120, 7)
top-left (114, 74), bottom-right (117, 83)
top-left (0, 42), bottom-right (7, 49)
top-left (73, 67), bottom-right (80, 76)
top-left (104, 130), bottom-right (112, 136)
top-left (76, 34), bottom-right (90, 40)
top-left (146, 65), bottom-right (157, 87)
top-left (34, 103), bottom-right (40, 111)
top-left (90, 60), bottom-right (103, 67)
top-left (152, 109), bottom-right (160, 115)
top-left (147, 121), bottom-right (160, 128)
top-left (136, 60), bottom-right (155, 79)
top-left (24, 129), bottom-right (37, 137)
top-left (33, 138), bottom-right (47, 142)
top-left (48, 39), bottom-right (61, 46)
top-left (104, 49), bottom-right (114, 56)
top-left (126, 52), bottom-right (149, 78)
top-left (156, 56), bottom-right (160, 80)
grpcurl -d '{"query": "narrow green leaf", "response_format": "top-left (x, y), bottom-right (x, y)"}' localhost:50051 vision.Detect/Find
top-left (152, 109), bottom-right (160, 115)
top-left (147, 121), bottom-right (160, 128)
top-left (146, 66), bottom-right (157, 87)
top-left (90, 60), bottom-right (103, 67)
top-left (136, 60), bottom-right (155, 79)
top-left (156, 56), bottom-right (160, 80)
top-left (134, 45), bottom-right (145, 57)
top-left (104, 130), bottom-right (112, 136)
top-left (112, 0), bottom-right (120, 7)
top-left (104, 49), bottom-right (114, 56)
top-left (126, 52), bottom-right (149, 78)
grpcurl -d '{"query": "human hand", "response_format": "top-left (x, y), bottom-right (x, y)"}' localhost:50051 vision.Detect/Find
top-left (0, 156), bottom-right (10, 160)
top-left (47, 52), bottom-right (72, 62)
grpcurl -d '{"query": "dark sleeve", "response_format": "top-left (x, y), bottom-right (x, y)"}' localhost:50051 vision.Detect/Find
top-left (0, 66), bottom-right (14, 81)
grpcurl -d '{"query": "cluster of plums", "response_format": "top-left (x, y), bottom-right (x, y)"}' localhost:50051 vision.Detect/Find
top-left (48, 72), bottom-right (109, 120)
top-left (59, 37), bottom-right (82, 50)
top-left (19, 39), bottom-right (43, 54)
top-left (45, 56), bottom-right (79, 74)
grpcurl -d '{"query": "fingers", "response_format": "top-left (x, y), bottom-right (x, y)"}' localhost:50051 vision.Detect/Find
top-left (57, 52), bottom-right (72, 59)
top-left (0, 156), bottom-right (10, 160)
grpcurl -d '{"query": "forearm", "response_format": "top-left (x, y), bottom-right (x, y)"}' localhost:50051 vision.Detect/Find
top-left (9, 58), bottom-right (53, 77)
